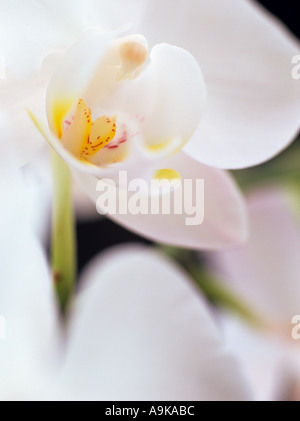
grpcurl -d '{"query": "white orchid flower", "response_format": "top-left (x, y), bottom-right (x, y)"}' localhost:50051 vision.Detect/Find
top-left (1, 0), bottom-right (299, 166)
top-left (1, 0), bottom-right (300, 249)
top-left (207, 187), bottom-right (300, 400)
top-left (29, 27), bottom-right (248, 250)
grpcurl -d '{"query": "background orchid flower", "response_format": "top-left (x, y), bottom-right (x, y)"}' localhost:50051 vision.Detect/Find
top-left (206, 187), bottom-right (300, 400)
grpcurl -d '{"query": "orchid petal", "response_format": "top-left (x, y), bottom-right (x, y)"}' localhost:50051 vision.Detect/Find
top-left (209, 187), bottom-right (300, 323)
top-left (0, 53), bottom-right (61, 166)
top-left (57, 246), bottom-right (252, 400)
top-left (221, 315), bottom-right (299, 401)
top-left (0, 0), bottom-right (148, 78)
top-left (75, 152), bottom-right (248, 250)
top-left (124, 0), bottom-right (300, 168)
top-left (0, 114), bottom-right (58, 399)
top-left (0, 0), bottom-right (96, 79)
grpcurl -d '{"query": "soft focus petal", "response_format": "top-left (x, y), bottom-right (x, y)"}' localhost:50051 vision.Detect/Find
top-left (0, 113), bottom-right (59, 399)
top-left (207, 187), bottom-right (300, 400)
top-left (0, 53), bottom-right (61, 165)
top-left (22, 164), bottom-right (52, 246)
top-left (122, 0), bottom-right (300, 168)
top-left (208, 187), bottom-right (300, 324)
top-left (0, 0), bottom-right (147, 78)
top-left (221, 314), bottom-right (300, 401)
top-left (57, 246), bottom-right (252, 401)
top-left (0, 0), bottom-right (91, 78)
top-left (75, 152), bottom-right (248, 250)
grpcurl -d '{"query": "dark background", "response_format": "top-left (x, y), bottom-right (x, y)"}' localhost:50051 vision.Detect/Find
top-left (258, 0), bottom-right (299, 38)
top-left (76, 1), bottom-right (300, 273)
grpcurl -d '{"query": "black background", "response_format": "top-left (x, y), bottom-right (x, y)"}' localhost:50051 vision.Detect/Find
top-left (76, 1), bottom-right (300, 274)
top-left (257, 0), bottom-right (299, 38)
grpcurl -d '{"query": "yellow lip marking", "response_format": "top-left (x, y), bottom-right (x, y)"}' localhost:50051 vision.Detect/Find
top-left (153, 169), bottom-right (181, 181)
top-left (51, 98), bottom-right (75, 139)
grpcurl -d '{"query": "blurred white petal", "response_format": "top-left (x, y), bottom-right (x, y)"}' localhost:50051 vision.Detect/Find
top-left (0, 0), bottom-right (87, 78)
top-left (208, 187), bottom-right (300, 400)
top-left (221, 314), bottom-right (300, 401)
top-left (0, 113), bottom-right (59, 400)
top-left (57, 245), bottom-right (252, 400)
top-left (0, 53), bottom-right (61, 165)
top-left (209, 187), bottom-right (300, 323)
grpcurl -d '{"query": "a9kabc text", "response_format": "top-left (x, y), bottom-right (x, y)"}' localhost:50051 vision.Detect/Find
top-left (105, 405), bottom-right (195, 417)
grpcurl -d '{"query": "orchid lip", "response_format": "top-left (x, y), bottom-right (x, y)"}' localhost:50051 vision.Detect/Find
top-left (58, 98), bottom-right (138, 167)
top-left (61, 98), bottom-right (117, 161)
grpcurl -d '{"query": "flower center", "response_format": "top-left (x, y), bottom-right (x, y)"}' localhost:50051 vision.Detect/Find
top-left (62, 99), bottom-right (117, 165)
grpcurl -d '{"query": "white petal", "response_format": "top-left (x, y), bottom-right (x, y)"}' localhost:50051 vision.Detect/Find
top-left (21, 164), bottom-right (52, 246)
top-left (208, 187), bottom-right (300, 324)
top-left (0, 236), bottom-right (59, 400)
top-left (0, 0), bottom-right (147, 78)
top-left (0, 53), bottom-right (61, 166)
top-left (123, 0), bottom-right (300, 168)
top-left (0, 114), bottom-right (59, 399)
top-left (208, 187), bottom-right (300, 400)
top-left (221, 314), bottom-right (299, 401)
top-left (57, 245), bottom-right (252, 400)
top-left (75, 151), bottom-right (248, 250)
top-left (0, 0), bottom-right (89, 78)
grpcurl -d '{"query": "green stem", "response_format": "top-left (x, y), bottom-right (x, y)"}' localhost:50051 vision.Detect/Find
top-left (51, 150), bottom-right (77, 313)
top-left (189, 268), bottom-right (265, 328)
